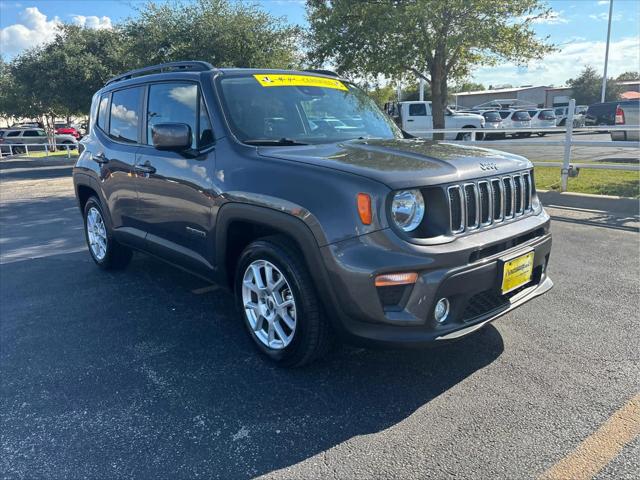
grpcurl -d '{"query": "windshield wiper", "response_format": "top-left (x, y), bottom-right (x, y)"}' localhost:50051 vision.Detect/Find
top-left (243, 138), bottom-right (309, 146)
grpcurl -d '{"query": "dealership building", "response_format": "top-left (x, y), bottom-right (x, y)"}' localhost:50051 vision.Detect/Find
top-left (454, 80), bottom-right (640, 109)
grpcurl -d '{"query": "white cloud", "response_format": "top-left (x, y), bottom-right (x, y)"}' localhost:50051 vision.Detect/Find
top-left (597, 1), bottom-right (610, 5)
top-left (471, 37), bottom-right (640, 87)
top-left (71, 15), bottom-right (112, 30)
top-left (0, 7), bottom-right (113, 58)
top-left (589, 12), bottom-right (622, 21)
top-left (0, 7), bottom-right (60, 57)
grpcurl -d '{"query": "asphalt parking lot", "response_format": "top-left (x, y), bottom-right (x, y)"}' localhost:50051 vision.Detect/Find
top-left (1, 156), bottom-right (639, 479)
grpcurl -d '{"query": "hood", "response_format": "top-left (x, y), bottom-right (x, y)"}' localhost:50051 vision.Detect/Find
top-left (258, 138), bottom-right (531, 189)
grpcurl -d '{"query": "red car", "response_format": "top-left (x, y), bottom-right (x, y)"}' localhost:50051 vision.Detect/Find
top-left (54, 123), bottom-right (81, 140)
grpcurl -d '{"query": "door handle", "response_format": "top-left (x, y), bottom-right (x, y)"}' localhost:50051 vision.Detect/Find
top-left (93, 152), bottom-right (109, 164)
top-left (134, 162), bottom-right (156, 174)
top-left (407, 119), bottom-right (414, 122)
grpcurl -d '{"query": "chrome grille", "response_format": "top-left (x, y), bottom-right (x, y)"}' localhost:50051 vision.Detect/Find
top-left (447, 171), bottom-right (534, 235)
top-left (464, 183), bottom-right (479, 229)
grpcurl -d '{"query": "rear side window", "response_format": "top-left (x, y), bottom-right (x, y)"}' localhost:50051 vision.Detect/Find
top-left (409, 104), bottom-right (427, 116)
top-left (109, 87), bottom-right (142, 143)
top-left (499, 111), bottom-right (510, 119)
top-left (513, 111), bottom-right (531, 121)
top-left (97, 94), bottom-right (109, 131)
top-left (7, 131), bottom-right (21, 137)
top-left (147, 82), bottom-right (198, 148)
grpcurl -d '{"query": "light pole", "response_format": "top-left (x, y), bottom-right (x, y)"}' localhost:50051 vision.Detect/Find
top-left (601, 0), bottom-right (614, 102)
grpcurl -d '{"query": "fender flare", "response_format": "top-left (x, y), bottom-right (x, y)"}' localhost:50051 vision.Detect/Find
top-left (73, 172), bottom-right (115, 229)
top-left (214, 202), bottom-right (342, 321)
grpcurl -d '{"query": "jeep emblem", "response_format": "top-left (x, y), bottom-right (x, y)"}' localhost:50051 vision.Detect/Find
top-left (479, 162), bottom-right (498, 171)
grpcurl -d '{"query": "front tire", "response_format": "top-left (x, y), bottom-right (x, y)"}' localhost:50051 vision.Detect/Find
top-left (235, 236), bottom-right (330, 367)
top-left (83, 196), bottom-right (132, 270)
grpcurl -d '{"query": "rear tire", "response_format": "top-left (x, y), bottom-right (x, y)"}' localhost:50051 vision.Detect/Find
top-left (83, 196), bottom-right (132, 270)
top-left (235, 236), bottom-right (331, 367)
top-left (537, 132), bottom-right (546, 137)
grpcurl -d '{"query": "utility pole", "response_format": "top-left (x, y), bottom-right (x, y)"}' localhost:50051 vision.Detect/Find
top-left (419, 78), bottom-right (425, 102)
top-left (601, 0), bottom-right (613, 102)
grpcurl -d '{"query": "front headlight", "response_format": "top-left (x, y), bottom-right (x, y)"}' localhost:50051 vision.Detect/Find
top-left (391, 189), bottom-right (425, 232)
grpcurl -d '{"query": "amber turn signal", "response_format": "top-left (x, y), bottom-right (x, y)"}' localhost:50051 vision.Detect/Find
top-left (357, 193), bottom-right (372, 225)
top-left (375, 272), bottom-right (418, 287)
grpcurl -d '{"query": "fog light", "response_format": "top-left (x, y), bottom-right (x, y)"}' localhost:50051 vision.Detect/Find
top-left (434, 298), bottom-right (450, 323)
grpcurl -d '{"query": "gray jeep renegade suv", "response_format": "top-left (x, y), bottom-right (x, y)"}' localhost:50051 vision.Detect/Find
top-left (73, 61), bottom-right (552, 366)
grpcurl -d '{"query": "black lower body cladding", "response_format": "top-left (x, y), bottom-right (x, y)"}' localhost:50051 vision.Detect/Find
top-left (316, 209), bottom-right (553, 346)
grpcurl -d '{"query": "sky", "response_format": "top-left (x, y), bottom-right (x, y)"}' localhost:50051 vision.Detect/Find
top-left (1, 0), bottom-right (639, 87)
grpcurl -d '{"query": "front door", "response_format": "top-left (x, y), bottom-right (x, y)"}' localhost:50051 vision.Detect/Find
top-left (135, 81), bottom-right (217, 276)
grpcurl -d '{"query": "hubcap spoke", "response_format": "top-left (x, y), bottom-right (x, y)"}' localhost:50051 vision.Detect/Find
top-left (86, 207), bottom-right (107, 261)
top-left (241, 259), bottom-right (297, 350)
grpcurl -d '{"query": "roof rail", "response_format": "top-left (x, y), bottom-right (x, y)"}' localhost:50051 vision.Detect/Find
top-left (303, 69), bottom-right (340, 77)
top-left (105, 61), bottom-right (214, 86)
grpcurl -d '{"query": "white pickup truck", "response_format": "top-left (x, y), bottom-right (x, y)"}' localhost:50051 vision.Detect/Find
top-left (385, 101), bottom-right (485, 140)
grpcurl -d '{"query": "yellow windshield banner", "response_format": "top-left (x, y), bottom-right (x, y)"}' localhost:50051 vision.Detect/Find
top-left (253, 74), bottom-right (348, 91)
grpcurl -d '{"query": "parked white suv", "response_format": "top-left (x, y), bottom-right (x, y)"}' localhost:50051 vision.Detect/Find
top-left (528, 109), bottom-right (557, 137)
top-left (386, 101), bottom-right (485, 140)
top-left (0, 128), bottom-right (78, 155)
top-left (498, 110), bottom-right (532, 137)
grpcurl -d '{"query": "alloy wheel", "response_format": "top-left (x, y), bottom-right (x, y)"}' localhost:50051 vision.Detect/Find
top-left (241, 259), bottom-right (297, 350)
top-left (86, 206), bottom-right (107, 260)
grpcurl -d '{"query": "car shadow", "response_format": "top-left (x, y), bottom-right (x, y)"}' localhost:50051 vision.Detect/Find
top-left (1, 251), bottom-right (505, 479)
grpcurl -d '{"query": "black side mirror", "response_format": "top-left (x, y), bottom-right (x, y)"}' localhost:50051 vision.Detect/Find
top-left (151, 123), bottom-right (192, 151)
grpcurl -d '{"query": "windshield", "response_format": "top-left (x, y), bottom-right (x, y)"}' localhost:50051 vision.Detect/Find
top-left (217, 74), bottom-right (400, 144)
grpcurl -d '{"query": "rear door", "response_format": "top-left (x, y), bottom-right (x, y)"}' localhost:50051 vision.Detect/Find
top-left (135, 81), bottom-right (217, 275)
top-left (21, 129), bottom-right (48, 150)
top-left (94, 86), bottom-right (144, 247)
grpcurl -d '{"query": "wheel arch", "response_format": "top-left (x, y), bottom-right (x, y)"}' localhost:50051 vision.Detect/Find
top-left (215, 203), bottom-right (341, 320)
top-left (73, 173), bottom-right (115, 229)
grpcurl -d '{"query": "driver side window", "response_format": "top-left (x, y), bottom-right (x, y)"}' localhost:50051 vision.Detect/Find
top-left (147, 83), bottom-right (198, 149)
top-left (408, 104), bottom-right (427, 116)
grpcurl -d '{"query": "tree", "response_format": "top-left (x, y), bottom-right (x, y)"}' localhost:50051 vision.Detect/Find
top-left (307, 0), bottom-right (554, 131)
top-left (616, 71), bottom-right (640, 81)
top-left (452, 82), bottom-right (485, 93)
top-left (366, 84), bottom-right (397, 108)
top-left (567, 66), bottom-right (622, 105)
top-left (121, 0), bottom-right (302, 69)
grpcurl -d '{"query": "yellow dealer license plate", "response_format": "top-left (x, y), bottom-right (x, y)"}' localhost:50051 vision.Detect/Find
top-left (501, 251), bottom-right (535, 294)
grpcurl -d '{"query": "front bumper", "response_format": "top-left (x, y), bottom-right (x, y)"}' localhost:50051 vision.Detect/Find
top-left (319, 209), bottom-right (552, 346)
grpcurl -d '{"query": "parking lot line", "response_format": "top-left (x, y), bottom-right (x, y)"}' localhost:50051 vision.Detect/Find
top-left (191, 284), bottom-right (219, 294)
top-left (540, 393), bottom-right (640, 480)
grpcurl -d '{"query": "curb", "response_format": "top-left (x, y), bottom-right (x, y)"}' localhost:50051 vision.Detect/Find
top-left (538, 190), bottom-right (639, 216)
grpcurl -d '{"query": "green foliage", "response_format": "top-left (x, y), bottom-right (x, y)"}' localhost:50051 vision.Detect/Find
top-left (122, 0), bottom-right (302, 69)
top-left (0, 0), bottom-right (300, 119)
top-left (616, 71), bottom-right (640, 82)
top-left (452, 82), bottom-right (485, 93)
top-left (307, 0), bottom-right (555, 128)
top-left (365, 84), bottom-right (397, 108)
top-left (567, 65), bottom-right (622, 105)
